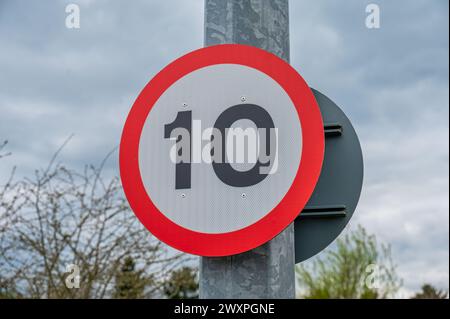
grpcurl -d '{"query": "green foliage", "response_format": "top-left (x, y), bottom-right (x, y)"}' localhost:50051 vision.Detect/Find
top-left (296, 225), bottom-right (402, 299)
top-left (163, 266), bottom-right (198, 299)
top-left (113, 257), bottom-right (151, 299)
top-left (0, 287), bottom-right (21, 299)
top-left (412, 284), bottom-right (448, 299)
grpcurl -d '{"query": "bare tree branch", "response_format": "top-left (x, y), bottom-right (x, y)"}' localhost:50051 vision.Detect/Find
top-left (0, 144), bottom-right (191, 298)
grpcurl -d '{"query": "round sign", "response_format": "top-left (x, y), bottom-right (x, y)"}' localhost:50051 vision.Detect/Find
top-left (295, 89), bottom-right (364, 263)
top-left (120, 44), bottom-right (324, 256)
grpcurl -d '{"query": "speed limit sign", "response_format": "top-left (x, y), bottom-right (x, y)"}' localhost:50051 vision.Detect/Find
top-left (120, 44), bottom-right (324, 256)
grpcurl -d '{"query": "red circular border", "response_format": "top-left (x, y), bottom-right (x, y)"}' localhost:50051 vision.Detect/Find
top-left (120, 44), bottom-right (324, 256)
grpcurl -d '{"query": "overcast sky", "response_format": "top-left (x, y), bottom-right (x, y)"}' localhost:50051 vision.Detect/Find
top-left (0, 0), bottom-right (448, 297)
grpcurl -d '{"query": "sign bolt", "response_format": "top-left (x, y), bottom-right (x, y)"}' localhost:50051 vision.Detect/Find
top-left (241, 193), bottom-right (247, 199)
top-left (240, 96), bottom-right (246, 102)
top-left (182, 103), bottom-right (188, 107)
top-left (181, 193), bottom-right (186, 198)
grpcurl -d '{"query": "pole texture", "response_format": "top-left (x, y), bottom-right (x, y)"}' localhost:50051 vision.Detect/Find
top-left (200, 0), bottom-right (295, 299)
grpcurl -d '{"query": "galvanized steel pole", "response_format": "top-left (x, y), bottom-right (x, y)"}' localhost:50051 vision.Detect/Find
top-left (200, 0), bottom-right (295, 299)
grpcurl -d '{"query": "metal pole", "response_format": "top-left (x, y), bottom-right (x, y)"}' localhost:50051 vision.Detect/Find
top-left (200, 0), bottom-right (295, 299)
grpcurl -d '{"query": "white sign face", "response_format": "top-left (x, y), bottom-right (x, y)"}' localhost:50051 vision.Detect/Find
top-left (139, 64), bottom-right (302, 233)
top-left (120, 44), bottom-right (324, 256)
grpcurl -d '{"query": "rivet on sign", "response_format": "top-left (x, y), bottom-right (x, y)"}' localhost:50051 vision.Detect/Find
top-left (181, 193), bottom-right (186, 198)
top-left (241, 193), bottom-right (247, 199)
top-left (240, 96), bottom-right (246, 102)
top-left (182, 103), bottom-right (188, 107)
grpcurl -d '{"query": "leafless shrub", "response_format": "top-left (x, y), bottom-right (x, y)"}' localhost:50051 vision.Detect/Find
top-left (0, 143), bottom-right (188, 298)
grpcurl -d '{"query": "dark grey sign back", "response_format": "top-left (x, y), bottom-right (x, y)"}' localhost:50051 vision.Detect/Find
top-left (295, 89), bottom-right (364, 263)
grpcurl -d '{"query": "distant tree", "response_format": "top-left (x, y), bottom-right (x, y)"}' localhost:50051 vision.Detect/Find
top-left (0, 141), bottom-right (22, 299)
top-left (296, 225), bottom-right (402, 299)
top-left (163, 266), bottom-right (198, 299)
top-left (412, 284), bottom-right (448, 299)
top-left (113, 256), bottom-right (150, 299)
